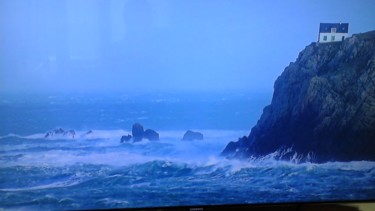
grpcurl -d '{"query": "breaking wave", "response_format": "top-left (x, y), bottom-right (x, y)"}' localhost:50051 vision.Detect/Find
top-left (1, 129), bottom-right (375, 210)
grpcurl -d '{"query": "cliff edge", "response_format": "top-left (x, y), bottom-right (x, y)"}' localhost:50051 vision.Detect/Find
top-left (222, 31), bottom-right (375, 162)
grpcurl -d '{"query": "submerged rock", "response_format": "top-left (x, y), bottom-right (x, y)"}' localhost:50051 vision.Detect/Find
top-left (182, 130), bottom-right (204, 141)
top-left (222, 30), bottom-right (375, 162)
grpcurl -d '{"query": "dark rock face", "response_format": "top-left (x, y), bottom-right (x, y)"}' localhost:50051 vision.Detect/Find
top-left (182, 130), bottom-right (204, 141)
top-left (132, 123), bottom-right (144, 142)
top-left (221, 136), bottom-right (248, 156)
top-left (121, 134), bottom-right (132, 143)
top-left (124, 123), bottom-right (159, 142)
top-left (222, 31), bottom-right (375, 162)
top-left (144, 129), bottom-right (159, 141)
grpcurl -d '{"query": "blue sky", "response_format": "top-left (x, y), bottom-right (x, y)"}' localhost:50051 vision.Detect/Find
top-left (1, 0), bottom-right (375, 94)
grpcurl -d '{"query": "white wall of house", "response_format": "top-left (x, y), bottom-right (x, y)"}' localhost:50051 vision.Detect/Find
top-left (319, 32), bottom-right (348, 43)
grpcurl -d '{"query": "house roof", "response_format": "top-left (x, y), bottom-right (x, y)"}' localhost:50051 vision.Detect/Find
top-left (319, 23), bottom-right (349, 33)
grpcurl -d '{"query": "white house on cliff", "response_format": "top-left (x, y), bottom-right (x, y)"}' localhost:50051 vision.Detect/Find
top-left (318, 23), bottom-right (349, 43)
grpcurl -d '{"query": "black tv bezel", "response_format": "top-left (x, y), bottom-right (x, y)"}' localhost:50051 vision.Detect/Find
top-left (86, 200), bottom-right (375, 211)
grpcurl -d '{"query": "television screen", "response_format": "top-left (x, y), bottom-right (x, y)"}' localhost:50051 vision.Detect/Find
top-left (1, 0), bottom-right (375, 210)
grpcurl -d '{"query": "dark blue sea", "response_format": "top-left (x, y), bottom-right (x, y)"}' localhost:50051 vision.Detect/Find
top-left (1, 92), bottom-right (374, 210)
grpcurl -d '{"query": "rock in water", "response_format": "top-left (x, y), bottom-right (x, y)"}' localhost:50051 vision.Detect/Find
top-left (125, 123), bottom-right (160, 142)
top-left (132, 123), bottom-right (144, 142)
top-left (182, 130), bottom-right (204, 141)
top-left (45, 128), bottom-right (64, 138)
top-left (144, 129), bottom-right (159, 141)
top-left (45, 128), bottom-right (76, 139)
top-left (64, 130), bottom-right (76, 139)
top-left (121, 134), bottom-right (132, 143)
top-left (81, 130), bottom-right (94, 139)
top-left (222, 31), bottom-right (375, 162)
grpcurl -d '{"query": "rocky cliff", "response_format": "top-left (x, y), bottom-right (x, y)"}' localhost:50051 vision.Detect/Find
top-left (222, 31), bottom-right (375, 163)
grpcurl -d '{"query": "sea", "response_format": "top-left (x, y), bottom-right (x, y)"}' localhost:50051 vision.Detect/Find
top-left (0, 92), bottom-right (374, 210)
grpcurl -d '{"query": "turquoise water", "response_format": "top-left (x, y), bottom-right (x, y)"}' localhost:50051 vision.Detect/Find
top-left (0, 92), bottom-right (374, 210)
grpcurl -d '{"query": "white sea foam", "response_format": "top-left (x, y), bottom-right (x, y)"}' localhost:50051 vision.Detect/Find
top-left (79, 129), bottom-right (131, 140)
top-left (25, 133), bottom-right (47, 139)
top-left (0, 176), bottom-right (84, 192)
top-left (10, 150), bottom-right (154, 167)
top-left (0, 129), bottom-right (131, 141)
top-left (2, 129), bottom-right (374, 175)
top-left (1, 129), bottom-right (246, 142)
top-left (0, 129), bottom-right (245, 170)
top-left (95, 198), bottom-right (129, 206)
top-left (319, 160), bottom-right (375, 171)
top-left (0, 133), bottom-right (25, 139)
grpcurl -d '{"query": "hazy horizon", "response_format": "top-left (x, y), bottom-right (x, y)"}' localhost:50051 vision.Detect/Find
top-left (1, 0), bottom-right (375, 94)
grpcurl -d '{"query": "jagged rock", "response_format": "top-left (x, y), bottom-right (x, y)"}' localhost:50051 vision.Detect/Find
top-left (222, 31), bottom-right (375, 162)
top-left (81, 130), bottom-right (93, 138)
top-left (45, 128), bottom-right (75, 139)
top-left (121, 134), bottom-right (132, 143)
top-left (144, 129), bottom-right (159, 141)
top-left (182, 130), bottom-right (204, 141)
top-left (65, 130), bottom-right (76, 138)
top-left (85, 130), bottom-right (93, 135)
top-left (132, 123), bottom-right (144, 142)
top-left (45, 128), bottom-right (64, 138)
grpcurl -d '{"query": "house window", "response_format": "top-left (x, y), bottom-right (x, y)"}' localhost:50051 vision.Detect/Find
top-left (342, 36), bottom-right (345, 41)
top-left (323, 36), bottom-right (327, 41)
top-left (331, 36), bottom-right (335, 41)
top-left (331, 28), bottom-right (337, 33)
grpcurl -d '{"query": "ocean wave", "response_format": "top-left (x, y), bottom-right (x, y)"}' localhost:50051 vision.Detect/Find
top-left (0, 150), bottom-right (161, 168)
top-left (1, 156), bottom-right (374, 211)
top-left (1, 129), bottom-right (247, 141)
top-left (95, 198), bottom-right (129, 207)
top-left (0, 175), bottom-right (85, 192)
top-left (245, 147), bottom-right (317, 164)
top-left (0, 133), bottom-right (38, 140)
top-left (235, 147), bottom-right (375, 172)
top-left (0, 129), bottom-right (131, 141)
top-left (319, 160), bottom-right (375, 171)
top-left (2, 129), bottom-right (375, 175)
